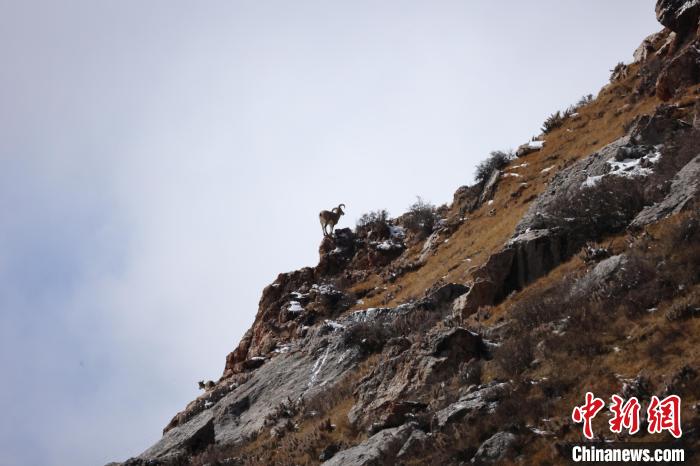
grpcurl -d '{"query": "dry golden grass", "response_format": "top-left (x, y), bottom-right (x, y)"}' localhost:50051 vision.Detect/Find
top-left (348, 66), bottom-right (667, 311)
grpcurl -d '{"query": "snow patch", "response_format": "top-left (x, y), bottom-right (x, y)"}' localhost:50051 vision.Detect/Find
top-left (308, 346), bottom-right (331, 388)
top-left (541, 165), bottom-right (555, 173)
top-left (324, 319), bottom-right (345, 331)
top-left (287, 301), bottom-right (304, 313)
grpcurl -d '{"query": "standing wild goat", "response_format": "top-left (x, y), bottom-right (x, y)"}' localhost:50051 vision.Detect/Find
top-left (319, 204), bottom-right (345, 236)
top-left (198, 380), bottom-right (215, 390)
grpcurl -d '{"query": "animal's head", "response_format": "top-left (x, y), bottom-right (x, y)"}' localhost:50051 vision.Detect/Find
top-left (337, 203), bottom-right (346, 215)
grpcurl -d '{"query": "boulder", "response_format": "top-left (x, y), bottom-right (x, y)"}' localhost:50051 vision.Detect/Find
top-left (417, 282), bottom-right (470, 311)
top-left (433, 382), bottom-right (508, 429)
top-left (656, 0), bottom-right (700, 36)
top-left (370, 400), bottom-right (427, 433)
top-left (472, 431), bottom-right (520, 464)
top-left (656, 38), bottom-right (700, 101)
top-left (479, 169), bottom-right (501, 206)
top-left (396, 429), bottom-right (430, 459)
top-left (454, 183), bottom-right (484, 215)
top-left (317, 228), bottom-right (357, 277)
top-left (139, 412), bottom-right (215, 461)
top-left (452, 280), bottom-right (500, 323)
top-left (572, 255), bottom-right (629, 298)
top-left (516, 140), bottom-right (544, 157)
top-left (322, 423), bottom-right (416, 466)
top-left (319, 444), bottom-right (341, 462)
top-left (428, 327), bottom-right (482, 362)
top-left (631, 154), bottom-right (700, 227)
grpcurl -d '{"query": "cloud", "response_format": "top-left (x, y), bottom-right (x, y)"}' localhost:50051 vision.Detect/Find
top-left (0, 1), bottom-right (658, 464)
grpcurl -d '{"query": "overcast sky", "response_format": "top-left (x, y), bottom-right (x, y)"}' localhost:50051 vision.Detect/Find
top-left (0, 1), bottom-right (658, 465)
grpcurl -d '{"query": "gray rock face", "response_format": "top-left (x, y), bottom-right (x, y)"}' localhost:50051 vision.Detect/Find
top-left (479, 169), bottom-right (501, 206)
top-left (396, 429), bottom-right (430, 459)
top-left (656, 0), bottom-right (700, 36)
top-left (452, 278), bottom-right (499, 321)
top-left (473, 431), bottom-right (519, 464)
top-left (322, 423), bottom-right (416, 466)
top-left (433, 382), bottom-right (508, 429)
top-left (572, 255), bottom-right (629, 299)
top-left (631, 154), bottom-right (700, 227)
top-left (656, 38), bottom-right (700, 101)
top-left (139, 319), bottom-right (362, 461)
top-left (516, 136), bottom-right (638, 235)
top-left (429, 327), bottom-right (483, 360)
top-left (139, 411), bottom-right (215, 461)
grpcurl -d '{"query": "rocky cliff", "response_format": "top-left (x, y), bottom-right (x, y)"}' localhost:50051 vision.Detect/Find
top-left (113, 2), bottom-right (700, 464)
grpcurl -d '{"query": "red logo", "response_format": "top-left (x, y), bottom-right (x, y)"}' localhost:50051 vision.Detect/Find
top-left (609, 395), bottom-right (641, 435)
top-left (572, 392), bottom-right (605, 439)
top-left (572, 392), bottom-right (682, 439)
top-left (647, 395), bottom-right (682, 438)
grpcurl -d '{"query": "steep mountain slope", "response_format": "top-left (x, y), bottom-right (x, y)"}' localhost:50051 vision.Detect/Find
top-left (113, 2), bottom-right (700, 464)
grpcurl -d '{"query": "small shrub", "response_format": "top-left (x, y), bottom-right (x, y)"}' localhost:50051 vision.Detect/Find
top-left (356, 209), bottom-right (389, 230)
top-left (403, 197), bottom-right (438, 236)
top-left (494, 335), bottom-right (533, 378)
top-left (576, 94), bottom-right (594, 107)
top-left (579, 242), bottom-right (612, 264)
top-left (610, 62), bottom-right (626, 82)
top-left (546, 175), bottom-right (646, 241)
top-left (541, 111), bottom-right (564, 134)
top-left (474, 150), bottom-right (513, 183)
top-left (356, 209), bottom-right (391, 240)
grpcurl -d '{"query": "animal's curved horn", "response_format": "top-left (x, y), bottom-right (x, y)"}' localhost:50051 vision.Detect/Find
top-left (338, 203), bottom-right (346, 210)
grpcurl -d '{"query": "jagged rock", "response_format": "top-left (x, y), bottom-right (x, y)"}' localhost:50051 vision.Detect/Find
top-left (417, 282), bottom-right (469, 311)
top-left (433, 382), bottom-right (508, 429)
top-left (370, 400), bottom-right (427, 433)
top-left (479, 169), bottom-right (501, 206)
top-left (140, 412), bottom-right (215, 461)
top-left (418, 230), bottom-right (442, 263)
top-left (223, 329), bottom-right (253, 379)
top-left (396, 429), bottom-right (430, 459)
top-left (322, 423), bottom-right (416, 466)
top-left (516, 140), bottom-right (544, 157)
top-left (504, 229), bottom-right (567, 292)
top-left (319, 444), bottom-right (341, 462)
top-left (656, 38), bottom-right (700, 101)
top-left (143, 325), bottom-right (362, 462)
top-left (429, 327), bottom-right (482, 361)
top-left (317, 228), bottom-right (357, 276)
top-left (632, 155), bottom-right (700, 227)
top-left (573, 255), bottom-right (629, 298)
top-left (241, 357), bottom-right (265, 370)
top-left (451, 279), bottom-right (498, 322)
top-left (656, 0), bottom-right (700, 36)
top-left (454, 183), bottom-right (484, 215)
top-left (472, 431), bottom-right (519, 464)
top-left (634, 31), bottom-right (664, 63)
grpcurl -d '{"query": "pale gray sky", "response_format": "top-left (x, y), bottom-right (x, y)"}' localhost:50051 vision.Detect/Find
top-left (0, 1), bottom-right (658, 465)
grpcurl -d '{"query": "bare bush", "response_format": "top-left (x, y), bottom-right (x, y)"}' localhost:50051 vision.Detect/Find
top-left (474, 150), bottom-right (513, 183)
top-left (546, 176), bottom-right (646, 241)
top-left (494, 335), bottom-right (533, 378)
top-left (541, 111), bottom-right (564, 133)
top-left (402, 196), bottom-right (438, 237)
